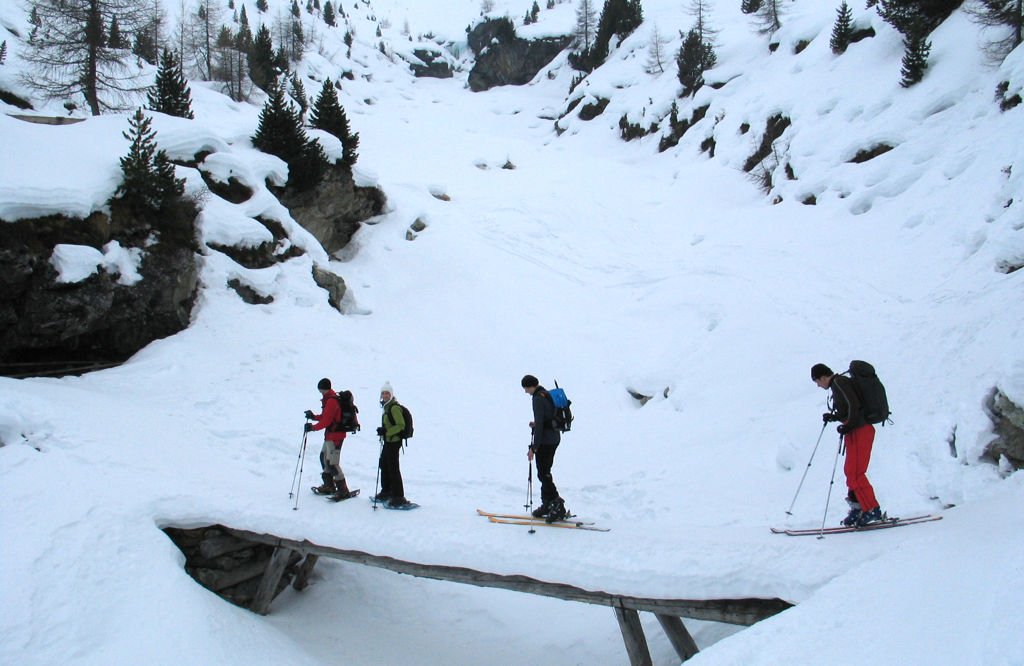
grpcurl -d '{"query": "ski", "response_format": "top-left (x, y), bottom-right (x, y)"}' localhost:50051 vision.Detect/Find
top-left (475, 508), bottom-right (595, 526)
top-left (771, 514), bottom-right (942, 536)
top-left (326, 489), bottom-right (360, 502)
top-left (487, 516), bottom-right (610, 532)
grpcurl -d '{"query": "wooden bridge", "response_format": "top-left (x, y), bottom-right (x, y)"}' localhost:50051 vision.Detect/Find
top-left (219, 526), bottom-right (793, 665)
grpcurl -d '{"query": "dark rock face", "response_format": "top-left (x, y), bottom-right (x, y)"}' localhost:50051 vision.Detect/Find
top-left (0, 201), bottom-right (199, 374)
top-left (410, 48), bottom-right (454, 79)
top-left (467, 19), bottom-right (571, 92)
top-left (277, 166), bottom-right (386, 255)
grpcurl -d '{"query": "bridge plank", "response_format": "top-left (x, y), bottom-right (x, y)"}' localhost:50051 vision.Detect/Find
top-left (224, 527), bottom-right (792, 624)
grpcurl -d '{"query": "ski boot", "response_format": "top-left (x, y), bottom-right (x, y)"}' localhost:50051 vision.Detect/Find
top-left (856, 507), bottom-right (884, 527)
top-left (545, 498), bottom-right (568, 524)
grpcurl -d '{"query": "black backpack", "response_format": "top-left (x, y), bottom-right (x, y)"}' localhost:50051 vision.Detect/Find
top-left (386, 401), bottom-right (414, 441)
top-left (846, 360), bottom-right (891, 425)
top-left (330, 390), bottom-right (360, 433)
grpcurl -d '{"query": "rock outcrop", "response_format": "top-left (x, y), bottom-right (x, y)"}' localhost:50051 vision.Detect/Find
top-left (0, 200), bottom-right (199, 375)
top-left (277, 167), bottom-right (386, 255)
top-left (986, 388), bottom-right (1024, 470)
top-left (467, 18), bottom-right (571, 92)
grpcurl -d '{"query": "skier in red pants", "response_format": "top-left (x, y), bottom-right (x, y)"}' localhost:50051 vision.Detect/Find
top-left (812, 363), bottom-right (884, 526)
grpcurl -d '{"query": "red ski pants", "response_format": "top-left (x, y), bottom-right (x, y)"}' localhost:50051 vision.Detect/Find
top-left (843, 424), bottom-right (879, 512)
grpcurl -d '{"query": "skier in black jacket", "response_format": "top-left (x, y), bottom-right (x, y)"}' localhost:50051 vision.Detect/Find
top-left (521, 374), bottom-right (566, 522)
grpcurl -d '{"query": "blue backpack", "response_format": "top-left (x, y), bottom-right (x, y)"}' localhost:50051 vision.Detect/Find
top-left (548, 381), bottom-right (573, 432)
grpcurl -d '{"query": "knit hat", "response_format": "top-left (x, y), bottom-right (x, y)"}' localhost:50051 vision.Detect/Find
top-left (317, 377), bottom-right (332, 391)
top-left (521, 374), bottom-right (539, 388)
top-left (380, 381), bottom-right (394, 395)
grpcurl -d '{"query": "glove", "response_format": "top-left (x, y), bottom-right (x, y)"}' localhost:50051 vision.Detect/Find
top-left (822, 412), bottom-right (837, 423)
top-left (837, 424), bottom-right (850, 435)
top-left (304, 423), bottom-right (314, 432)
top-left (304, 410), bottom-right (315, 420)
top-left (376, 426), bottom-right (386, 437)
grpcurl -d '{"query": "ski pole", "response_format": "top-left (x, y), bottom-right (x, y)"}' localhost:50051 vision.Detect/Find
top-left (816, 434), bottom-right (844, 539)
top-left (292, 427), bottom-right (309, 511)
top-left (372, 435), bottom-right (384, 510)
top-left (289, 424), bottom-right (309, 499)
top-left (786, 422), bottom-right (828, 515)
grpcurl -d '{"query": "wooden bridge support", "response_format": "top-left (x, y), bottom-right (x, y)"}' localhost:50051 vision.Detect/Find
top-left (205, 526), bottom-right (793, 664)
top-left (614, 607), bottom-right (702, 665)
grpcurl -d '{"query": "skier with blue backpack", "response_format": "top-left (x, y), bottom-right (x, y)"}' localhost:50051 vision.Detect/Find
top-left (521, 374), bottom-right (568, 523)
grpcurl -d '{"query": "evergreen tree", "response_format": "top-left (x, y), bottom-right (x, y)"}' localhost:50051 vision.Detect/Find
top-left (240, 4), bottom-right (250, 27)
top-left (291, 0), bottom-right (301, 18)
top-left (252, 80), bottom-right (328, 191)
top-left (0, 41), bottom-right (7, 66)
top-left (113, 108), bottom-right (185, 212)
top-left (876, 0), bottom-right (962, 35)
top-left (248, 24), bottom-right (277, 91)
top-left (592, 0), bottom-right (644, 65)
top-left (900, 29), bottom-right (931, 86)
top-left (108, 16), bottom-right (128, 49)
top-left (289, 72), bottom-right (308, 118)
top-left (147, 48), bottom-right (195, 118)
top-left (830, 1), bottom-right (854, 54)
top-left (741, 0), bottom-right (763, 14)
top-left (324, 0), bottom-right (336, 26)
top-left (133, 24), bottom-right (159, 64)
top-left (531, 1), bottom-right (541, 22)
top-left (309, 78), bottom-right (359, 168)
top-left (256, 0), bottom-right (269, 12)
top-left (676, 27), bottom-right (716, 96)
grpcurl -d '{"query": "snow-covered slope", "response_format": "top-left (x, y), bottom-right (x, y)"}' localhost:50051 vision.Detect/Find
top-left (2, 0), bottom-right (1022, 664)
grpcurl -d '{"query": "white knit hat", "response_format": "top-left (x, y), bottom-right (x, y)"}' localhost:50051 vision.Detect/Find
top-left (380, 381), bottom-right (394, 395)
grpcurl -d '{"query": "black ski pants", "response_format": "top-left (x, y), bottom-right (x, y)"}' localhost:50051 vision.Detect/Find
top-left (379, 440), bottom-right (405, 500)
top-left (534, 443), bottom-right (559, 505)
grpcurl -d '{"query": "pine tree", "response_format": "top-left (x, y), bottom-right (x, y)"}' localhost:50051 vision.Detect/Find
top-left (830, 1), bottom-right (854, 54)
top-left (592, 0), bottom-right (644, 65)
top-left (899, 29), bottom-right (931, 87)
top-left (741, 0), bottom-right (762, 14)
top-left (291, 0), bottom-right (301, 18)
top-left (324, 0), bottom-right (336, 26)
top-left (114, 109), bottom-right (185, 212)
top-left (289, 72), bottom-right (308, 118)
top-left (256, 0), bottom-right (269, 12)
top-left (248, 24), bottom-right (277, 91)
top-left (309, 78), bottom-right (359, 168)
top-left (147, 48), bottom-right (195, 118)
top-left (252, 81), bottom-right (328, 191)
top-left (240, 4), bottom-right (249, 27)
top-left (531, 1), bottom-right (541, 22)
top-left (676, 27), bottom-right (716, 96)
top-left (108, 16), bottom-right (127, 49)
top-left (0, 41), bottom-right (7, 66)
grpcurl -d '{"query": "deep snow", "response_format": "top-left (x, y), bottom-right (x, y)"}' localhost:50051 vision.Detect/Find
top-left (2, 0), bottom-right (1023, 664)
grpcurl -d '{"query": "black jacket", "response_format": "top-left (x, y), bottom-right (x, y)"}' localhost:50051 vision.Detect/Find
top-left (830, 374), bottom-right (867, 430)
top-left (531, 386), bottom-right (561, 447)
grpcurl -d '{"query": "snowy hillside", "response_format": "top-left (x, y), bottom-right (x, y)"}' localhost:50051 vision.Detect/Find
top-left (2, 0), bottom-right (1023, 665)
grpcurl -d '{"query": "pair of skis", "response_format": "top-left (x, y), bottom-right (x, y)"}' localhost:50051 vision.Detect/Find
top-left (771, 513), bottom-right (942, 537)
top-left (476, 508), bottom-right (610, 532)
